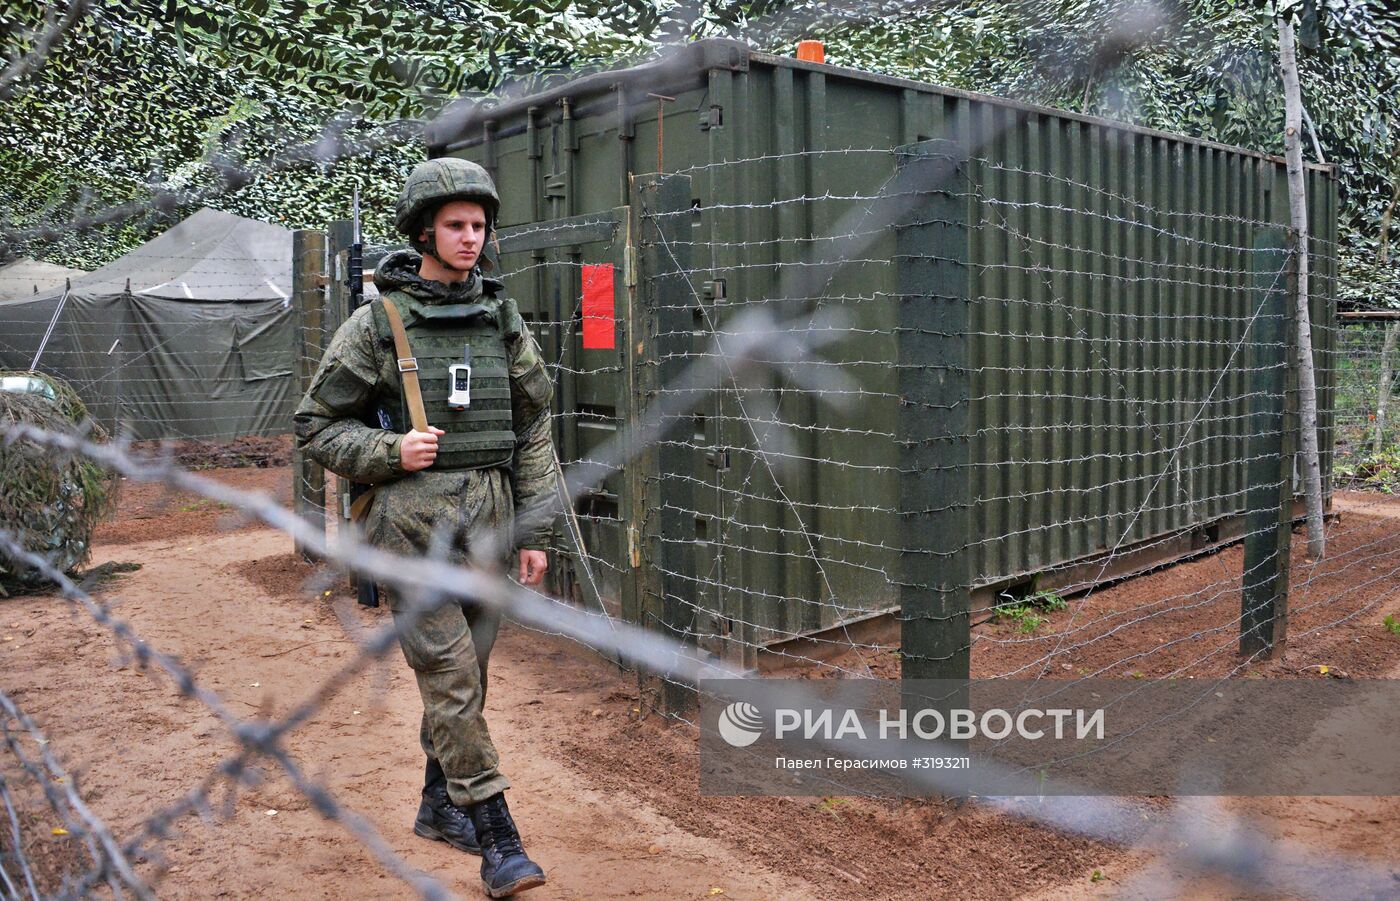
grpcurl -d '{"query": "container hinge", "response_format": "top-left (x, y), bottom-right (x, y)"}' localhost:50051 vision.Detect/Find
top-left (700, 105), bottom-right (723, 130)
top-left (702, 278), bottom-right (726, 304)
top-left (526, 105), bottom-right (543, 159)
top-left (544, 174), bottom-right (567, 199)
top-left (706, 449), bottom-right (730, 470)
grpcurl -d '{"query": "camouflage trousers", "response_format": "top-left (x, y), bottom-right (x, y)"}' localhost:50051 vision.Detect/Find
top-left (371, 467), bottom-right (517, 807)
top-left (388, 592), bottom-right (508, 806)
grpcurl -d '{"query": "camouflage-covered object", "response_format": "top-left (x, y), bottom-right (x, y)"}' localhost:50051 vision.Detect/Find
top-left (293, 249), bottom-right (557, 806)
top-left (0, 371), bottom-right (117, 594)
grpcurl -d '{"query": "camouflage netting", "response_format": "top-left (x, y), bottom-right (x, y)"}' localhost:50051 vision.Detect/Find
top-left (0, 371), bottom-right (118, 595)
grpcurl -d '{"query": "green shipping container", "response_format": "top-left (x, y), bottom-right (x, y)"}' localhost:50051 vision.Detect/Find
top-left (430, 40), bottom-right (1337, 671)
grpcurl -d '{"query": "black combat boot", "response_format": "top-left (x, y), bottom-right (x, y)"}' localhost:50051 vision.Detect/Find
top-left (468, 792), bottom-right (546, 897)
top-left (413, 758), bottom-right (481, 854)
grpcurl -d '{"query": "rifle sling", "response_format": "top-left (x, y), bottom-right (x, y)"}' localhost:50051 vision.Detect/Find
top-left (349, 488), bottom-right (376, 524)
top-left (350, 297), bottom-right (430, 526)
top-left (381, 297), bottom-right (430, 432)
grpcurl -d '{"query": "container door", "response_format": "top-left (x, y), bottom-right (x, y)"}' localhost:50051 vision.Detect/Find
top-left (630, 178), bottom-right (731, 667)
top-left (494, 209), bottom-right (630, 618)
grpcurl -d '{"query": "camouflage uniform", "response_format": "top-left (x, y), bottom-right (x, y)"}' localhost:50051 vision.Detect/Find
top-left (294, 248), bottom-right (556, 807)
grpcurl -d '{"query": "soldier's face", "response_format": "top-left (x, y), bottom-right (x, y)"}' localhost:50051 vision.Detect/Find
top-left (424, 200), bottom-right (488, 270)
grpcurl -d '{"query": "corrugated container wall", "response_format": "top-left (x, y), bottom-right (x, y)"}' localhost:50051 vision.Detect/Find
top-left (432, 40), bottom-right (1338, 667)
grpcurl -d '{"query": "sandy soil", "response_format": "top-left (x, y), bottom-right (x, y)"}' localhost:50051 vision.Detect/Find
top-left (3, 464), bottom-right (1399, 899)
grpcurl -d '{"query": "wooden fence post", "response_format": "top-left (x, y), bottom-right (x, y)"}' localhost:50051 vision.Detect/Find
top-left (1240, 227), bottom-right (1294, 657)
top-left (291, 229), bottom-right (327, 561)
top-left (894, 140), bottom-right (973, 684)
top-left (321, 221), bottom-right (359, 590)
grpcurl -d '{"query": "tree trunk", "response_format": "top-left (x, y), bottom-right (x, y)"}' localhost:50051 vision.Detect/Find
top-left (1277, 18), bottom-right (1326, 560)
top-left (1372, 155), bottom-right (1400, 455)
top-left (1377, 323), bottom-right (1400, 453)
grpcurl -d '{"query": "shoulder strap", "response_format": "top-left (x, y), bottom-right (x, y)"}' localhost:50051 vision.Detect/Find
top-left (380, 297), bottom-right (429, 433)
top-left (348, 487), bottom-right (376, 524)
top-left (497, 295), bottom-right (523, 341)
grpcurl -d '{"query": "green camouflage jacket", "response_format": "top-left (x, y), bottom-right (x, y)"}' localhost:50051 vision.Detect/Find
top-left (293, 250), bottom-right (557, 555)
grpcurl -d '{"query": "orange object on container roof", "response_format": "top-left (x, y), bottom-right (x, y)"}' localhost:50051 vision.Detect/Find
top-left (796, 40), bottom-right (825, 64)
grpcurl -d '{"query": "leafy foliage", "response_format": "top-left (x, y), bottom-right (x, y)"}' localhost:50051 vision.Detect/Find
top-left (817, 1), bottom-right (1400, 309)
top-left (1333, 321), bottom-right (1400, 489)
top-left (1335, 443), bottom-right (1400, 493)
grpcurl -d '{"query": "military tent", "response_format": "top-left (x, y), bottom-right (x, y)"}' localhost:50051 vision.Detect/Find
top-left (0, 208), bottom-right (295, 440)
top-left (0, 258), bottom-right (88, 302)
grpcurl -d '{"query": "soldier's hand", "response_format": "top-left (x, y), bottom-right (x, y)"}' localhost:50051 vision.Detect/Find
top-left (400, 427), bottom-right (445, 472)
top-left (518, 549), bottom-right (548, 587)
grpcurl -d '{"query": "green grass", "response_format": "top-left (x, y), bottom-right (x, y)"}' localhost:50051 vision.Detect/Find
top-left (992, 590), bottom-right (1068, 634)
top-left (176, 499), bottom-right (233, 513)
top-left (1332, 324), bottom-right (1400, 494)
top-left (1334, 434), bottom-right (1400, 494)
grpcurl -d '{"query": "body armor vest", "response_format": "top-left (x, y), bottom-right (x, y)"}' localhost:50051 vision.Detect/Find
top-left (372, 290), bottom-right (519, 472)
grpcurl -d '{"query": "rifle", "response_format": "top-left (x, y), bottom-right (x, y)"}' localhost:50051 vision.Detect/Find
top-left (345, 185), bottom-right (380, 608)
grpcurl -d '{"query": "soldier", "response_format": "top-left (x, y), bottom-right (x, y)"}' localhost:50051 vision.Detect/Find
top-left (294, 158), bottom-right (553, 897)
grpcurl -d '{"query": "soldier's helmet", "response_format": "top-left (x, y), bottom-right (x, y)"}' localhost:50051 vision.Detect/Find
top-left (394, 157), bottom-right (501, 239)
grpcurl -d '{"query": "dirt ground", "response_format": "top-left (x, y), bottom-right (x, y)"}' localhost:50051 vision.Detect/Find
top-left (3, 464), bottom-right (1399, 899)
top-left (968, 491), bottom-right (1400, 681)
top-left (815, 491), bottom-right (1400, 682)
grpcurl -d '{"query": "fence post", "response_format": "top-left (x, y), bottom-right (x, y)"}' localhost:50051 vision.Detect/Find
top-left (636, 173), bottom-right (697, 714)
top-left (1240, 227), bottom-right (1293, 657)
top-left (323, 221), bottom-right (361, 590)
top-left (894, 141), bottom-right (973, 683)
top-left (291, 229), bottom-right (327, 562)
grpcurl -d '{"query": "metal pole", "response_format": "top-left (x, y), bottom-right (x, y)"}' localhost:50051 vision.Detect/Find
top-left (1240, 227), bottom-right (1293, 657)
top-left (29, 281), bottom-right (71, 371)
top-left (894, 140), bottom-right (973, 684)
top-left (637, 172), bottom-right (697, 714)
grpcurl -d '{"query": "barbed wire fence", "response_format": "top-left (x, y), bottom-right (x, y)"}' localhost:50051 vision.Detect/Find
top-left (5, 5), bottom-right (1400, 900)
top-left (5, 151), bottom-right (1399, 901)
top-left (278, 137), bottom-right (1395, 892)
top-left (8, 292), bottom-right (1400, 895)
top-left (2, 250), bottom-right (1399, 896)
top-left (616, 139), bottom-right (1316, 682)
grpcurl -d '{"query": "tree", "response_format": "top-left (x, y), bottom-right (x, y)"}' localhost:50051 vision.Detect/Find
top-left (1371, 142), bottom-right (1399, 453)
top-left (1277, 12), bottom-right (1325, 559)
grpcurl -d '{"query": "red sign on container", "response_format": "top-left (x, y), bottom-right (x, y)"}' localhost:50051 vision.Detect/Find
top-left (581, 263), bottom-right (616, 350)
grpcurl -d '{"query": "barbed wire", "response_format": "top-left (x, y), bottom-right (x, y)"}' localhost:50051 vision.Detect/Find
top-left (4, 6), bottom-right (1399, 895)
top-left (5, 417), bottom-right (1399, 898)
top-left (0, 686), bottom-right (145, 900)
